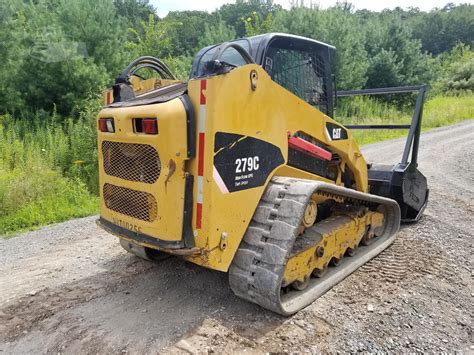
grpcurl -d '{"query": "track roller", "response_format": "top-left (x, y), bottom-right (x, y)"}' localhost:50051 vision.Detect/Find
top-left (346, 245), bottom-right (358, 257)
top-left (330, 256), bottom-right (343, 266)
top-left (312, 265), bottom-right (328, 278)
top-left (292, 277), bottom-right (310, 291)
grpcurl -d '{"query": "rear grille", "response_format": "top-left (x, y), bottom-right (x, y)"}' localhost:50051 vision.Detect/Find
top-left (103, 183), bottom-right (157, 222)
top-left (102, 141), bottom-right (161, 184)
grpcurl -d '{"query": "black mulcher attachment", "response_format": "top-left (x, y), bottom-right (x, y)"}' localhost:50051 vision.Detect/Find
top-left (337, 85), bottom-right (429, 222)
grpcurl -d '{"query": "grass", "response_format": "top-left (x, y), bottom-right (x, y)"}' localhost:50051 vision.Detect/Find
top-left (0, 99), bottom-right (100, 237)
top-left (336, 94), bottom-right (474, 145)
top-left (0, 164), bottom-right (98, 236)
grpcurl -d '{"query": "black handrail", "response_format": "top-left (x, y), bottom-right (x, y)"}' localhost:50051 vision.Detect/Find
top-left (210, 42), bottom-right (255, 64)
top-left (337, 85), bottom-right (425, 97)
top-left (336, 85), bottom-right (428, 167)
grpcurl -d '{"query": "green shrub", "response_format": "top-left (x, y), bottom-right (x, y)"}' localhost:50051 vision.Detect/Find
top-left (0, 96), bottom-right (100, 194)
top-left (0, 163), bottom-right (97, 236)
top-left (0, 103), bottom-right (100, 236)
top-left (432, 44), bottom-right (474, 95)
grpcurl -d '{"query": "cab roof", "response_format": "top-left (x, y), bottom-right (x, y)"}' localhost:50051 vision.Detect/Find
top-left (190, 32), bottom-right (336, 79)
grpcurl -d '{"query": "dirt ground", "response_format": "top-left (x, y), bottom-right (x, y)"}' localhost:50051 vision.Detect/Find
top-left (0, 120), bottom-right (472, 354)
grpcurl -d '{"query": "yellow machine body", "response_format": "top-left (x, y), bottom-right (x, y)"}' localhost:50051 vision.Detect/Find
top-left (98, 99), bottom-right (188, 241)
top-left (97, 64), bottom-right (369, 272)
top-left (96, 33), bottom-right (413, 315)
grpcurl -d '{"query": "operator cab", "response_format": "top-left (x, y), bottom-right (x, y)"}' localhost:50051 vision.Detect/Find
top-left (191, 33), bottom-right (336, 117)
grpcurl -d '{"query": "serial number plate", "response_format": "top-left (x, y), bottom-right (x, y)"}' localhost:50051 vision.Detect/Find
top-left (112, 218), bottom-right (142, 233)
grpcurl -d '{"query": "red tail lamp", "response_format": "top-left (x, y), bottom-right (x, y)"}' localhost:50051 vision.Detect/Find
top-left (99, 118), bottom-right (115, 133)
top-left (142, 118), bottom-right (158, 135)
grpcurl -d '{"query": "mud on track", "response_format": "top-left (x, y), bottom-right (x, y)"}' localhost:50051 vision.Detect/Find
top-left (0, 120), bottom-right (472, 353)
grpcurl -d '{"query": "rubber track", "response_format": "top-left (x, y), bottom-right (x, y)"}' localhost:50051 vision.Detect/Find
top-left (228, 177), bottom-right (401, 315)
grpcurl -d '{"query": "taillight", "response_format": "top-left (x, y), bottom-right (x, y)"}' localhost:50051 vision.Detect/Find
top-left (99, 118), bottom-right (115, 133)
top-left (142, 119), bottom-right (158, 135)
top-left (134, 118), bottom-right (158, 135)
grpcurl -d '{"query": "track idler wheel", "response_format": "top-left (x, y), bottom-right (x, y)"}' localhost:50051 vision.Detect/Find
top-left (303, 200), bottom-right (317, 227)
top-left (298, 199), bottom-right (318, 235)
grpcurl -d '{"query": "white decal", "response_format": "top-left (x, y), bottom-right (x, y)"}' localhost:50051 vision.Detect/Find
top-left (332, 128), bottom-right (342, 139)
top-left (235, 156), bottom-right (260, 173)
top-left (213, 165), bottom-right (230, 194)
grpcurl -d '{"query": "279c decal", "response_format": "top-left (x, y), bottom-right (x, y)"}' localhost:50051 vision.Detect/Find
top-left (213, 132), bottom-right (284, 193)
top-left (235, 156), bottom-right (260, 173)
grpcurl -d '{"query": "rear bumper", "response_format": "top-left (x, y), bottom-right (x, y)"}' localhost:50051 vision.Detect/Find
top-left (97, 217), bottom-right (184, 250)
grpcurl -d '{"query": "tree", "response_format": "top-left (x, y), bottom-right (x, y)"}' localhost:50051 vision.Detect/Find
top-left (273, 5), bottom-right (369, 90)
top-left (243, 11), bottom-right (273, 36)
top-left (55, 0), bottom-right (130, 74)
top-left (197, 20), bottom-right (237, 49)
top-left (164, 11), bottom-right (216, 55)
top-left (0, 0), bottom-right (130, 117)
top-left (0, 0), bottom-right (471, 118)
top-left (365, 50), bottom-right (404, 88)
top-left (125, 14), bottom-right (192, 80)
top-left (217, 0), bottom-right (282, 37)
top-left (363, 16), bottom-right (435, 89)
top-left (126, 14), bottom-right (180, 58)
top-left (0, 0), bottom-right (27, 113)
top-left (113, 0), bottom-right (156, 27)
top-left (409, 4), bottom-right (474, 55)
top-left (434, 43), bottom-right (474, 94)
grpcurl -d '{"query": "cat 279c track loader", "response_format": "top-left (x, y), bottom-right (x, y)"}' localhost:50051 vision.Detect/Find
top-left (96, 33), bottom-right (428, 315)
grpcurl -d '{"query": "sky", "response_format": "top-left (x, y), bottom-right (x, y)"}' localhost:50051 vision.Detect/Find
top-left (150, 0), bottom-right (470, 17)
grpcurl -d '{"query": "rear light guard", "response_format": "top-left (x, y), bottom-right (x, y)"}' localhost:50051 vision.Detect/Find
top-left (133, 118), bottom-right (158, 135)
top-left (99, 117), bottom-right (115, 133)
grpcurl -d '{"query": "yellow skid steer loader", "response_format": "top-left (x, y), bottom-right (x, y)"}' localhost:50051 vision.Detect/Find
top-left (96, 33), bottom-right (428, 315)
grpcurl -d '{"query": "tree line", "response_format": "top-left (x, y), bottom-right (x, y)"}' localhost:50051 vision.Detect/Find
top-left (0, 0), bottom-right (472, 119)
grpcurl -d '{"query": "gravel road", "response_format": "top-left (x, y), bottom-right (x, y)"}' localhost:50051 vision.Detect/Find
top-left (0, 120), bottom-right (472, 353)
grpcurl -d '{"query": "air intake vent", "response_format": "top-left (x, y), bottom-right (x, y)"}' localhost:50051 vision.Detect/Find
top-left (102, 141), bottom-right (161, 184)
top-left (103, 183), bottom-right (157, 222)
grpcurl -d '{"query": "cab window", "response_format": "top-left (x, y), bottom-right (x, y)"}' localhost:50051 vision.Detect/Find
top-left (196, 40), bottom-right (251, 77)
top-left (264, 39), bottom-right (330, 115)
